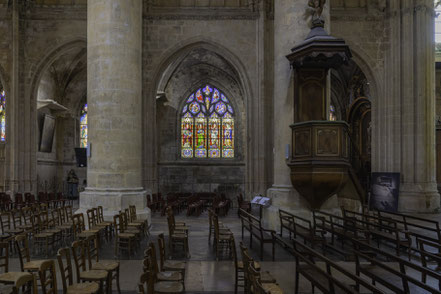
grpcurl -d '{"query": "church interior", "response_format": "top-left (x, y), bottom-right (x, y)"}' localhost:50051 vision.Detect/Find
top-left (1, 0), bottom-right (441, 293)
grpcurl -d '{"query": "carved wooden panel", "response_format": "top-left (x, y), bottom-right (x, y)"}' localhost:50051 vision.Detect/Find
top-left (293, 128), bottom-right (311, 157)
top-left (316, 127), bottom-right (339, 156)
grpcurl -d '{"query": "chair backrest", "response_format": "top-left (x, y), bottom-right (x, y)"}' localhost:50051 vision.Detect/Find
top-left (15, 234), bottom-right (31, 271)
top-left (248, 262), bottom-right (269, 294)
top-left (239, 242), bottom-right (252, 287)
top-left (97, 206), bottom-right (105, 223)
top-left (157, 233), bottom-right (167, 271)
top-left (59, 206), bottom-right (68, 224)
top-left (15, 193), bottom-right (24, 204)
top-left (0, 242), bottom-right (8, 273)
top-left (85, 234), bottom-right (100, 270)
top-left (0, 212), bottom-right (12, 232)
top-left (86, 209), bottom-right (95, 229)
top-left (51, 208), bottom-right (61, 227)
top-left (138, 271), bottom-right (154, 294)
top-left (123, 209), bottom-right (131, 226)
top-left (71, 240), bottom-right (87, 283)
top-left (57, 247), bottom-right (74, 292)
top-left (92, 208), bottom-right (100, 225)
top-left (65, 205), bottom-right (73, 222)
top-left (11, 209), bottom-right (22, 229)
top-left (129, 205), bottom-right (137, 221)
top-left (38, 260), bottom-right (57, 294)
top-left (113, 214), bottom-right (123, 235)
top-left (74, 213), bottom-right (86, 231)
top-left (21, 207), bottom-right (33, 226)
top-left (148, 242), bottom-right (160, 274)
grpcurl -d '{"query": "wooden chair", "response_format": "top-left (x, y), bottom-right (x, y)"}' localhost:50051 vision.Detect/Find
top-left (239, 242), bottom-right (276, 293)
top-left (85, 234), bottom-right (121, 294)
top-left (129, 205), bottom-right (148, 237)
top-left (15, 234), bottom-right (50, 273)
top-left (157, 234), bottom-right (186, 280)
top-left (1, 212), bottom-right (23, 236)
top-left (137, 270), bottom-right (183, 294)
top-left (37, 260), bottom-right (57, 294)
top-left (0, 241), bottom-right (37, 294)
top-left (91, 208), bottom-right (111, 241)
top-left (18, 207), bottom-right (33, 233)
top-left (113, 214), bottom-right (135, 258)
top-left (73, 214), bottom-right (101, 244)
top-left (248, 262), bottom-right (283, 294)
top-left (55, 208), bottom-right (74, 245)
top-left (96, 207), bottom-right (113, 239)
top-left (145, 244), bottom-right (183, 286)
top-left (32, 212), bottom-right (56, 257)
top-left (121, 210), bottom-right (141, 245)
top-left (57, 247), bottom-right (100, 294)
top-left (213, 214), bottom-right (231, 260)
top-left (166, 215), bottom-right (189, 258)
top-left (71, 240), bottom-right (109, 294)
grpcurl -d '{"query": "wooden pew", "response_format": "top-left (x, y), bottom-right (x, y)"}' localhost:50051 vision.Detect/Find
top-left (239, 209), bottom-right (276, 260)
top-left (343, 209), bottom-right (412, 259)
top-left (313, 210), bottom-right (370, 259)
top-left (374, 209), bottom-right (441, 246)
top-left (353, 239), bottom-right (441, 293)
top-left (283, 237), bottom-right (385, 294)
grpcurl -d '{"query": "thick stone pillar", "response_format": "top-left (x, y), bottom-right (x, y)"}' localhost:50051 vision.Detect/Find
top-left (265, 1), bottom-right (333, 230)
top-left (399, 0), bottom-right (439, 211)
top-left (79, 0), bottom-right (150, 221)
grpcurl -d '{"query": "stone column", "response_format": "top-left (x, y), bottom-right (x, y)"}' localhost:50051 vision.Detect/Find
top-left (79, 0), bottom-right (150, 221)
top-left (399, 0), bottom-right (439, 211)
top-left (265, 1), bottom-right (332, 230)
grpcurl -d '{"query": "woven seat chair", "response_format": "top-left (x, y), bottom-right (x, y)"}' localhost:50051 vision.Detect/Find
top-left (15, 234), bottom-right (50, 274)
top-left (157, 234), bottom-right (186, 281)
top-left (137, 270), bottom-right (183, 294)
top-left (0, 241), bottom-right (37, 294)
top-left (33, 212), bottom-right (56, 257)
top-left (144, 244), bottom-right (184, 287)
top-left (71, 240), bottom-right (110, 294)
top-left (113, 214), bottom-right (136, 258)
top-left (86, 234), bottom-right (121, 293)
top-left (57, 247), bottom-right (100, 294)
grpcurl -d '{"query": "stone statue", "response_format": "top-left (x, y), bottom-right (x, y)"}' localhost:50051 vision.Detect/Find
top-left (307, 0), bottom-right (326, 26)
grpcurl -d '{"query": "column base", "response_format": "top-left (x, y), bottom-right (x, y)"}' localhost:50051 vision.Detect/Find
top-left (77, 187), bottom-right (151, 225)
top-left (398, 183), bottom-right (440, 213)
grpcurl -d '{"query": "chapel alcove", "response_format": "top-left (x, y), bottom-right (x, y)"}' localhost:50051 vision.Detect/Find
top-left (155, 47), bottom-right (246, 198)
top-left (35, 45), bottom-right (87, 196)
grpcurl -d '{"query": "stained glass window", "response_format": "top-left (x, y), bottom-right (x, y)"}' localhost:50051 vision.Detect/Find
top-left (80, 103), bottom-right (88, 148)
top-left (181, 85), bottom-right (235, 158)
top-left (0, 89), bottom-right (5, 142)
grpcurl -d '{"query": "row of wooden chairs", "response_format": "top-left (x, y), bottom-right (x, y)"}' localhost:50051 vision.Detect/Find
top-left (239, 240), bottom-right (282, 294)
top-left (138, 233), bottom-right (186, 294)
top-left (166, 207), bottom-right (190, 258)
top-left (0, 192), bottom-right (72, 211)
top-left (208, 208), bottom-right (233, 260)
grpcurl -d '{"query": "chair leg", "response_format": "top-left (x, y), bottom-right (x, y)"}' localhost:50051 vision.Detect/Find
top-left (115, 267), bottom-right (121, 294)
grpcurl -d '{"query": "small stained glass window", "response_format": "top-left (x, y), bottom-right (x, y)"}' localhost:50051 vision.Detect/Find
top-left (80, 103), bottom-right (88, 148)
top-left (181, 85), bottom-right (235, 159)
top-left (0, 89), bottom-right (5, 142)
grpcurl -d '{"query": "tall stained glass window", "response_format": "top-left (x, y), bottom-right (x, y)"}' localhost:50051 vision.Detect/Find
top-left (80, 103), bottom-right (87, 148)
top-left (0, 89), bottom-right (5, 142)
top-left (181, 85), bottom-right (235, 159)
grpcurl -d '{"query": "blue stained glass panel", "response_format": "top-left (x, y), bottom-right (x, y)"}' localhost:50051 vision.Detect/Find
top-left (187, 94), bottom-right (194, 103)
top-left (79, 103), bottom-right (88, 148)
top-left (0, 90), bottom-right (5, 142)
top-left (215, 102), bottom-right (227, 115)
top-left (221, 94), bottom-right (229, 103)
top-left (189, 102), bottom-right (200, 114)
top-left (209, 105), bottom-right (214, 114)
top-left (227, 105), bottom-right (234, 114)
top-left (182, 105), bottom-right (188, 114)
top-left (203, 85), bottom-right (212, 96)
top-left (212, 89), bottom-right (220, 103)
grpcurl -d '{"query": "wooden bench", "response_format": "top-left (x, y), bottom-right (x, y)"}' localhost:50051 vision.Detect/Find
top-left (353, 239), bottom-right (441, 293)
top-left (284, 211), bottom-right (325, 250)
top-left (313, 210), bottom-right (370, 259)
top-left (343, 209), bottom-right (412, 259)
top-left (281, 237), bottom-right (385, 294)
top-left (279, 209), bottom-right (295, 238)
top-left (239, 209), bottom-right (276, 261)
top-left (374, 209), bottom-right (441, 246)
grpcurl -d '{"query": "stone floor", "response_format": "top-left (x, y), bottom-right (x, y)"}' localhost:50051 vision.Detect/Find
top-left (4, 205), bottom-right (441, 293)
